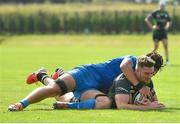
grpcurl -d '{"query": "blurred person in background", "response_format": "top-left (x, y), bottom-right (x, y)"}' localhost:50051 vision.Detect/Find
top-left (145, 1), bottom-right (171, 65)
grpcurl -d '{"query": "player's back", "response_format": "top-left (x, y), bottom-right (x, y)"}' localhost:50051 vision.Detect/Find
top-left (83, 55), bottom-right (137, 88)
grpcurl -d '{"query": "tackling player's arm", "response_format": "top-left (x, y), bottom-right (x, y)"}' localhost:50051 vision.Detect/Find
top-left (120, 57), bottom-right (139, 86)
top-left (120, 57), bottom-right (150, 95)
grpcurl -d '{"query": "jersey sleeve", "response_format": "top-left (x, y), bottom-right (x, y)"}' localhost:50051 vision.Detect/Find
top-left (126, 56), bottom-right (137, 71)
top-left (114, 74), bottom-right (132, 95)
top-left (147, 10), bottom-right (156, 20)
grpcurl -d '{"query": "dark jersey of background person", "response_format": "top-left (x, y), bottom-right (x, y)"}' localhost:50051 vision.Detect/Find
top-left (108, 74), bottom-right (156, 108)
top-left (147, 9), bottom-right (171, 31)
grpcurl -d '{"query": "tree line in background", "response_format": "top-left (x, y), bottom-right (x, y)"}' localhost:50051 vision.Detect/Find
top-left (0, 10), bottom-right (179, 34)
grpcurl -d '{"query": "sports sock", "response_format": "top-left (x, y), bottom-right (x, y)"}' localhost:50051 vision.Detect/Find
top-left (37, 73), bottom-right (48, 84)
top-left (67, 98), bottom-right (96, 109)
top-left (20, 99), bottom-right (29, 108)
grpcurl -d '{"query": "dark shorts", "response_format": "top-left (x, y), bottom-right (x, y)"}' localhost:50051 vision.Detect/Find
top-left (153, 29), bottom-right (168, 42)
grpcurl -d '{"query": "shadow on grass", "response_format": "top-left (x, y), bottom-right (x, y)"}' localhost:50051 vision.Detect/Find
top-left (162, 107), bottom-right (180, 112)
top-left (140, 107), bottom-right (180, 113)
top-left (29, 108), bottom-right (54, 111)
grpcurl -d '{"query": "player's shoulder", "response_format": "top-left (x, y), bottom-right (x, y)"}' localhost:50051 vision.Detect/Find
top-left (109, 55), bottom-right (137, 63)
top-left (114, 74), bottom-right (131, 85)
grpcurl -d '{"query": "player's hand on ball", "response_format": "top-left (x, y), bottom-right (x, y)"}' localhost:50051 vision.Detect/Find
top-left (149, 101), bottom-right (166, 109)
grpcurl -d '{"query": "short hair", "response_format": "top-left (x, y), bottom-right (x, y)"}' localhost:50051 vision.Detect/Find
top-left (146, 51), bottom-right (164, 71)
top-left (137, 56), bottom-right (155, 68)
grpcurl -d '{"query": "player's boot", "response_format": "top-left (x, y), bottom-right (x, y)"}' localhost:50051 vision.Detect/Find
top-left (51, 67), bottom-right (64, 80)
top-left (53, 101), bottom-right (68, 109)
top-left (26, 68), bottom-right (48, 85)
top-left (8, 103), bottom-right (23, 111)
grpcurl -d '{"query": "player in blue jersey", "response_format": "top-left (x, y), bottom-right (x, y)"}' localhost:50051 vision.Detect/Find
top-left (145, 1), bottom-right (171, 65)
top-left (8, 52), bottom-right (163, 111)
top-left (53, 52), bottom-right (164, 110)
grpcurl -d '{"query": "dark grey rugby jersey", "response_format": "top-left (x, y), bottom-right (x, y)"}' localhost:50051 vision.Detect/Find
top-left (147, 9), bottom-right (171, 30)
top-left (108, 74), bottom-right (156, 108)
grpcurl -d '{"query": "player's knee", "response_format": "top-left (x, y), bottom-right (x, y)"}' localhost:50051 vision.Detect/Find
top-left (54, 78), bottom-right (68, 96)
top-left (95, 96), bottom-right (112, 109)
top-left (46, 84), bottom-right (60, 96)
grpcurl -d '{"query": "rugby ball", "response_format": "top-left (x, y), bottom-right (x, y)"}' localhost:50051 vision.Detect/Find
top-left (133, 92), bottom-right (151, 105)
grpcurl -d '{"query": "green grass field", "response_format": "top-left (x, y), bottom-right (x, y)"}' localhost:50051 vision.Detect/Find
top-left (0, 34), bottom-right (180, 123)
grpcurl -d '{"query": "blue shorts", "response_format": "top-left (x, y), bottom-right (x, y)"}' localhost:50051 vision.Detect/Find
top-left (67, 66), bottom-right (101, 100)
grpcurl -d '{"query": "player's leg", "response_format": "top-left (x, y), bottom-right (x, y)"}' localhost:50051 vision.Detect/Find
top-left (41, 67), bottom-right (74, 102)
top-left (162, 38), bottom-right (169, 64)
top-left (152, 41), bottom-right (159, 52)
top-left (49, 67), bottom-right (73, 102)
top-left (27, 73), bottom-right (75, 104)
top-left (26, 67), bottom-right (73, 102)
top-left (8, 73), bottom-right (76, 111)
top-left (80, 90), bottom-right (112, 109)
top-left (152, 31), bottom-right (160, 52)
top-left (55, 92), bottom-right (74, 102)
top-left (53, 89), bottom-right (112, 109)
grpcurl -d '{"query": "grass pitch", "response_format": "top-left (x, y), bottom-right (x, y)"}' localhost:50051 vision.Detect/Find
top-left (0, 34), bottom-right (180, 123)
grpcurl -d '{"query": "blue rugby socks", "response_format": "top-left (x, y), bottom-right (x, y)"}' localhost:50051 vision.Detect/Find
top-left (20, 99), bottom-right (29, 108)
top-left (67, 98), bottom-right (96, 109)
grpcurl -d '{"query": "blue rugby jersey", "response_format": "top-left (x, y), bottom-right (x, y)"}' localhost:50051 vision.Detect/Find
top-left (82, 55), bottom-right (137, 90)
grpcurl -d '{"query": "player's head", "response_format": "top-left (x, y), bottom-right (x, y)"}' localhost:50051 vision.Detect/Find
top-left (146, 51), bottom-right (164, 74)
top-left (159, 1), bottom-right (166, 10)
top-left (136, 56), bottom-right (155, 83)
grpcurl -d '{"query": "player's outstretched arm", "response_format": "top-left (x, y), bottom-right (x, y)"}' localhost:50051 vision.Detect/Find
top-left (115, 94), bottom-right (165, 111)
